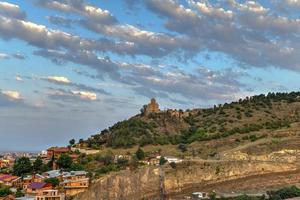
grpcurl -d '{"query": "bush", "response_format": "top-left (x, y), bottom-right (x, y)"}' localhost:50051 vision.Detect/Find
top-left (169, 162), bottom-right (176, 169)
top-left (249, 135), bottom-right (258, 142)
top-left (0, 186), bottom-right (12, 197)
top-left (159, 157), bottom-right (167, 165)
top-left (178, 143), bottom-right (188, 152)
top-left (135, 147), bottom-right (145, 160)
top-left (268, 186), bottom-right (300, 200)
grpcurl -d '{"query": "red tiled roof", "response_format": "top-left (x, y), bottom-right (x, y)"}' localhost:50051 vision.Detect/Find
top-left (47, 147), bottom-right (69, 153)
top-left (0, 174), bottom-right (19, 182)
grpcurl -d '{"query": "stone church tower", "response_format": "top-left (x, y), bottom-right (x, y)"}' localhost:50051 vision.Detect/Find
top-left (145, 98), bottom-right (160, 115)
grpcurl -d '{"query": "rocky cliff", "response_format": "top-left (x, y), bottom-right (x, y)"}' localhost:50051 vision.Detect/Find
top-left (74, 160), bottom-right (297, 200)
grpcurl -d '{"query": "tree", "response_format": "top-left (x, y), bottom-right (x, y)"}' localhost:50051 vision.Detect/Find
top-left (140, 105), bottom-right (148, 116)
top-left (129, 155), bottom-right (139, 170)
top-left (69, 139), bottom-right (76, 146)
top-left (13, 157), bottom-right (32, 176)
top-left (15, 188), bottom-right (24, 198)
top-left (33, 156), bottom-right (43, 173)
top-left (159, 157), bottom-right (167, 165)
top-left (0, 186), bottom-right (11, 197)
top-left (178, 143), bottom-right (187, 152)
top-left (70, 163), bottom-right (84, 171)
top-left (45, 178), bottom-right (60, 187)
top-left (169, 162), bottom-right (176, 169)
top-left (135, 147), bottom-right (145, 160)
top-left (56, 154), bottom-right (73, 169)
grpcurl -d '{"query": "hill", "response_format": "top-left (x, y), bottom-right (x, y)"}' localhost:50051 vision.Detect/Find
top-left (80, 92), bottom-right (300, 149)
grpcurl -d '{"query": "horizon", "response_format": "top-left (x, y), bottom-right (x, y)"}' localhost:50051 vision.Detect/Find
top-left (1, 0), bottom-right (300, 151)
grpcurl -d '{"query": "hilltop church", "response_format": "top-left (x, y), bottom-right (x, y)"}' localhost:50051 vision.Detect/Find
top-left (144, 98), bottom-right (160, 115)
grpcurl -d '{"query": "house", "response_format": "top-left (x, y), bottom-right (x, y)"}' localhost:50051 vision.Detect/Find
top-left (35, 190), bottom-right (65, 200)
top-left (61, 171), bottom-right (89, 196)
top-left (43, 170), bottom-right (62, 180)
top-left (0, 174), bottom-right (22, 188)
top-left (0, 160), bottom-right (10, 168)
top-left (46, 147), bottom-right (69, 160)
top-left (26, 182), bottom-right (53, 196)
top-left (23, 174), bottom-right (45, 190)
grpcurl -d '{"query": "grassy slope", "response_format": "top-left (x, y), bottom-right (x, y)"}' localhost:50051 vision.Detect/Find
top-left (82, 92), bottom-right (300, 150)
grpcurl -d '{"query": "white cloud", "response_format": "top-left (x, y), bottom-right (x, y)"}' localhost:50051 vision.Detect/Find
top-left (36, 0), bottom-right (117, 25)
top-left (189, 1), bottom-right (234, 20)
top-left (284, 0), bottom-right (300, 6)
top-left (0, 53), bottom-right (9, 59)
top-left (1, 90), bottom-right (22, 101)
top-left (15, 75), bottom-right (23, 81)
top-left (47, 89), bottom-right (97, 102)
top-left (46, 76), bottom-right (71, 84)
top-left (72, 91), bottom-right (97, 101)
top-left (0, 1), bottom-right (26, 19)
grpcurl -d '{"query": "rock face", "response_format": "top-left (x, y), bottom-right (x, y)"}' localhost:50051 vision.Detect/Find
top-left (74, 167), bottom-right (161, 200)
top-left (73, 160), bottom-right (297, 200)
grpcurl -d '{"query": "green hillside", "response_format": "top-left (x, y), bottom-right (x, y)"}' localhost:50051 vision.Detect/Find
top-left (82, 92), bottom-right (300, 149)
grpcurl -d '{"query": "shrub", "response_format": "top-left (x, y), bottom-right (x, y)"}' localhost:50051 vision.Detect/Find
top-left (267, 186), bottom-right (300, 200)
top-left (169, 162), bottom-right (176, 169)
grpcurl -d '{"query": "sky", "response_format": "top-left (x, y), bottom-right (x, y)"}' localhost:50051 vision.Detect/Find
top-left (0, 0), bottom-right (300, 151)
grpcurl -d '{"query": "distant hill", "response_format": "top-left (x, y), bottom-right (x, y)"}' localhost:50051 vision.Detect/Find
top-left (80, 92), bottom-right (300, 149)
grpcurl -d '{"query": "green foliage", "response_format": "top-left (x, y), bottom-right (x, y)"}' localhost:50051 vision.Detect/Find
top-left (13, 157), bottom-right (32, 176)
top-left (69, 139), bottom-right (76, 146)
top-left (159, 156), bottom-right (167, 165)
top-left (70, 163), bottom-right (84, 171)
top-left (15, 188), bottom-right (24, 198)
top-left (106, 119), bottom-right (155, 148)
top-left (129, 155), bottom-right (139, 170)
top-left (94, 153), bottom-right (114, 165)
top-left (178, 143), bottom-right (188, 152)
top-left (80, 91), bottom-right (300, 149)
top-left (209, 192), bottom-right (217, 200)
top-left (0, 186), bottom-right (11, 197)
top-left (45, 177), bottom-right (60, 187)
top-left (33, 156), bottom-right (43, 173)
top-left (169, 162), bottom-right (176, 169)
top-left (135, 147), bottom-right (145, 160)
top-left (249, 135), bottom-right (258, 142)
top-left (267, 186), bottom-right (300, 200)
top-left (56, 154), bottom-right (73, 169)
top-left (116, 158), bottom-right (129, 167)
top-left (95, 164), bottom-right (119, 175)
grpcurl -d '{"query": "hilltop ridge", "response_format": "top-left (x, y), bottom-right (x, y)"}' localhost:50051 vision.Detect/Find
top-left (79, 92), bottom-right (300, 149)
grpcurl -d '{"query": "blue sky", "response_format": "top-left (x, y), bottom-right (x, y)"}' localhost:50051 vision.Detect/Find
top-left (0, 0), bottom-right (300, 151)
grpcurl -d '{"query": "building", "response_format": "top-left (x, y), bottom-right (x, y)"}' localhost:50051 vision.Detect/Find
top-left (46, 147), bottom-right (69, 160)
top-left (0, 174), bottom-right (22, 188)
top-left (26, 182), bottom-right (53, 196)
top-left (61, 171), bottom-right (89, 196)
top-left (35, 190), bottom-right (65, 200)
top-left (43, 170), bottom-right (62, 180)
top-left (23, 174), bottom-right (45, 190)
top-left (145, 98), bottom-right (160, 115)
top-left (0, 160), bottom-right (10, 168)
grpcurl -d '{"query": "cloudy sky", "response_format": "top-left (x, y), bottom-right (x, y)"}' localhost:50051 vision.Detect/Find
top-left (1, 0), bottom-right (300, 151)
